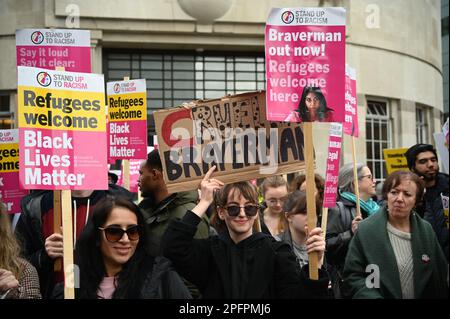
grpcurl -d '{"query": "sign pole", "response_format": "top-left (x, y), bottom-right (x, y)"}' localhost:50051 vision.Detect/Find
top-left (352, 136), bottom-right (362, 217)
top-left (321, 207), bottom-right (328, 239)
top-left (304, 122), bottom-right (319, 280)
top-left (53, 190), bottom-right (62, 271)
top-left (61, 189), bottom-right (75, 299)
top-left (122, 76), bottom-right (131, 191)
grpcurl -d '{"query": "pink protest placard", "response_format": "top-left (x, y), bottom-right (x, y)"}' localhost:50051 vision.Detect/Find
top-left (0, 129), bottom-right (29, 214)
top-left (323, 123), bottom-right (343, 208)
top-left (265, 7), bottom-right (346, 123)
top-left (344, 65), bottom-right (359, 136)
top-left (117, 159), bottom-right (142, 193)
top-left (16, 29), bottom-right (91, 73)
top-left (18, 66), bottom-right (107, 190)
top-left (107, 79), bottom-right (148, 160)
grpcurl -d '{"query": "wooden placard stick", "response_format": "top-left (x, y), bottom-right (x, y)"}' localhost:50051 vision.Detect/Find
top-left (304, 122), bottom-right (318, 280)
top-left (122, 76), bottom-right (130, 191)
top-left (53, 190), bottom-right (62, 271)
top-left (321, 207), bottom-right (328, 239)
top-left (61, 189), bottom-right (75, 299)
top-left (54, 66), bottom-right (75, 299)
top-left (352, 136), bottom-right (362, 217)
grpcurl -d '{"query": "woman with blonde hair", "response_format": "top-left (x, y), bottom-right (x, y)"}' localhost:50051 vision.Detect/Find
top-left (0, 202), bottom-right (41, 299)
top-left (260, 176), bottom-right (288, 236)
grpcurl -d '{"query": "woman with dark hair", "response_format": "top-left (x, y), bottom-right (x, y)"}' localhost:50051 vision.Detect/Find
top-left (343, 171), bottom-right (448, 298)
top-left (0, 202), bottom-right (41, 299)
top-left (276, 191), bottom-right (322, 270)
top-left (285, 86), bottom-right (334, 122)
top-left (162, 167), bottom-right (329, 298)
top-left (52, 197), bottom-right (191, 299)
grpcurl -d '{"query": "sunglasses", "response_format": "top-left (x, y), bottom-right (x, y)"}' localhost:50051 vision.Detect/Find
top-left (99, 225), bottom-right (141, 243)
top-left (225, 205), bottom-right (259, 217)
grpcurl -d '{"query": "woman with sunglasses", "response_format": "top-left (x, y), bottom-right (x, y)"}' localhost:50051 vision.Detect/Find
top-left (162, 167), bottom-right (329, 298)
top-left (52, 197), bottom-right (191, 299)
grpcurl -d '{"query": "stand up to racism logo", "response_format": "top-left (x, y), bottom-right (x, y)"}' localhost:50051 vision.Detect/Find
top-left (36, 71), bottom-right (51, 87)
top-left (281, 11), bottom-right (294, 24)
top-left (30, 31), bottom-right (44, 44)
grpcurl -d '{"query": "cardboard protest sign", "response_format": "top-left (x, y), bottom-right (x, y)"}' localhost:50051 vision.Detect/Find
top-left (16, 29), bottom-right (91, 73)
top-left (323, 123), bottom-right (343, 207)
top-left (383, 147), bottom-right (409, 174)
top-left (154, 91), bottom-right (308, 193)
top-left (265, 7), bottom-right (345, 123)
top-left (0, 129), bottom-right (28, 214)
top-left (344, 65), bottom-right (358, 136)
top-left (107, 79), bottom-right (147, 160)
top-left (18, 66), bottom-right (107, 190)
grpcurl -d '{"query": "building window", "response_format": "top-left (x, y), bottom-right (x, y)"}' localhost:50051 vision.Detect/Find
top-left (366, 100), bottom-right (391, 181)
top-left (416, 107), bottom-right (428, 144)
top-left (104, 50), bottom-right (265, 137)
top-left (0, 93), bottom-right (12, 129)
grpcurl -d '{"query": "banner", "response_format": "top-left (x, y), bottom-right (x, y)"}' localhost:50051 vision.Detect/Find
top-left (18, 66), bottom-right (107, 190)
top-left (0, 130), bottom-right (28, 214)
top-left (265, 7), bottom-right (346, 123)
top-left (343, 65), bottom-right (358, 136)
top-left (107, 79), bottom-right (148, 160)
top-left (383, 147), bottom-right (409, 175)
top-left (16, 29), bottom-right (91, 73)
top-left (323, 123), bottom-right (343, 207)
top-left (154, 91), bottom-right (308, 193)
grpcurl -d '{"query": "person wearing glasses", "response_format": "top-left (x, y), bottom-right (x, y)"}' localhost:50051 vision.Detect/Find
top-left (259, 176), bottom-right (288, 236)
top-left (0, 202), bottom-right (41, 299)
top-left (162, 167), bottom-right (329, 298)
top-left (284, 86), bottom-right (334, 122)
top-left (52, 197), bottom-right (191, 299)
top-left (325, 163), bottom-right (379, 298)
top-left (343, 171), bottom-right (448, 298)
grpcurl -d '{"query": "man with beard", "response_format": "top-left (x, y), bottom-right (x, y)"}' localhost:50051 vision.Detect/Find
top-left (405, 143), bottom-right (448, 260)
top-left (138, 150), bottom-right (210, 257)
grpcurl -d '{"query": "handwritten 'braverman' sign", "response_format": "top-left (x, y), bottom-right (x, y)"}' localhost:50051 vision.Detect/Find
top-left (154, 91), bottom-right (308, 193)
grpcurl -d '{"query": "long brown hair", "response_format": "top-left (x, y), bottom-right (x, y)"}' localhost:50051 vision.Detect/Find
top-left (0, 202), bottom-right (22, 278)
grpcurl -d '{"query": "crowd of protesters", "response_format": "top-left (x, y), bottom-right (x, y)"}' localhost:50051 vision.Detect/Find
top-left (0, 143), bottom-right (448, 299)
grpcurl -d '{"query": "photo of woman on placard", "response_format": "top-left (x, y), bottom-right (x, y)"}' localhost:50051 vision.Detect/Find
top-left (285, 86), bottom-right (334, 122)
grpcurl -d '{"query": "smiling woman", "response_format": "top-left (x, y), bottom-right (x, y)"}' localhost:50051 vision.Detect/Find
top-left (51, 197), bottom-right (191, 299)
top-left (162, 166), bottom-right (330, 299)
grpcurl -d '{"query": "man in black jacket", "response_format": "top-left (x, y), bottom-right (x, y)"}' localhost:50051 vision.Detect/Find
top-left (405, 143), bottom-right (449, 260)
top-left (14, 185), bottom-right (133, 298)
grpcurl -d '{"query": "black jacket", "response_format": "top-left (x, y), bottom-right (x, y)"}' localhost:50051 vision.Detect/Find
top-left (51, 256), bottom-right (192, 299)
top-left (14, 186), bottom-right (134, 298)
top-left (162, 211), bottom-right (329, 299)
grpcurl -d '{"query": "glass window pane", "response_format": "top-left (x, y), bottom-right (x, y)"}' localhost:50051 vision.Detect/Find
top-left (173, 71), bottom-right (194, 80)
top-left (204, 72), bottom-right (225, 80)
top-left (374, 142), bottom-right (380, 158)
top-left (141, 70), bottom-right (163, 79)
top-left (235, 82), bottom-right (256, 91)
top-left (173, 61), bottom-right (194, 70)
top-left (173, 90), bottom-right (194, 99)
top-left (374, 122), bottom-right (380, 140)
top-left (173, 81), bottom-right (195, 89)
top-left (108, 60), bottom-right (130, 69)
top-left (141, 61), bottom-right (162, 69)
top-left (205, 81), bottom-right (225, 90)
top-left (236, 73), bottom-right (255, 81)
top-left (235, 63), bottom-right (255, 71)
top-left (366, 124), bottom-right (372, 139)
top-left (366, 142), bottom-right (373, 158)
top-left (205, 62), bottom-right (225, 71)
top-left (381, 124), bottom-right (388, 140)
top-left (205, 91), bottom-right (225, 99)
top-left (375, 162), bottom-right (381, 179)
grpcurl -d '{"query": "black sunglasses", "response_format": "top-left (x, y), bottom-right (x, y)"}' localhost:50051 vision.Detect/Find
top-left (99, 225), bottom-right (141, 243)
top-left (225, 205), bottom-right (259, 217)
